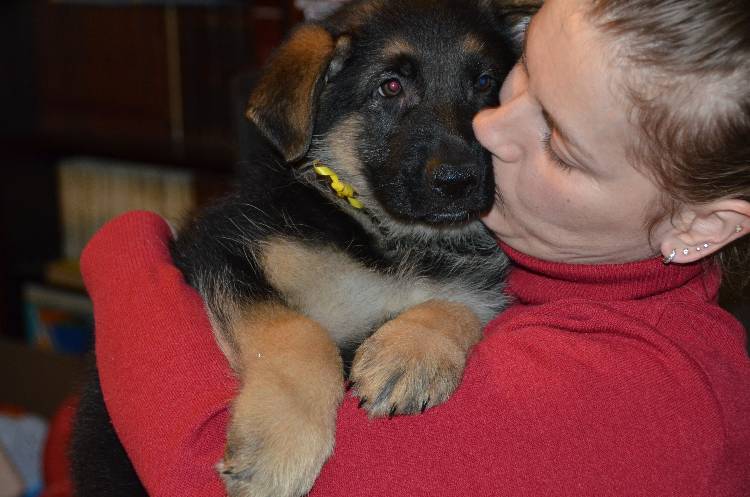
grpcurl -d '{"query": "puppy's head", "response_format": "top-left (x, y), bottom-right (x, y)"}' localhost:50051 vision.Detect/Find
top-left (247, 0), bottom-right (539, 228)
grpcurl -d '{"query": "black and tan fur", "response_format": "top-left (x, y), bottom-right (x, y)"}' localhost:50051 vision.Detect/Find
top-left (71, 1), bottom-right (538, 496)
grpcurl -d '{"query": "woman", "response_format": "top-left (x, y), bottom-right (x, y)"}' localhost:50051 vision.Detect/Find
top-left (79, 0), bottom-right (750, 495)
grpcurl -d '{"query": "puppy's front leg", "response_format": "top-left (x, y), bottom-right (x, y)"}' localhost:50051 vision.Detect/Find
top-left (350, 300), bottom-right (482, 418)
top-left (220, 302), bottom-right (343, 497)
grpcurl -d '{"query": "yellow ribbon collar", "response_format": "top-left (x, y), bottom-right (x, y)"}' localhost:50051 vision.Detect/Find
top-left (313, 161), bottom-right (364, 209)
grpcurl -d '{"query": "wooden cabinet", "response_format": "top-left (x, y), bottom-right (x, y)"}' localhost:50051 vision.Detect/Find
top-left (27, 0), bottom-right (299, 169)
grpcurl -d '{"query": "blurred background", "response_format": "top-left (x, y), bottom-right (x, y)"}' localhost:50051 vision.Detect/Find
top-left (0, 1), bottom-right (747, 496)
top-left (0, 1), bottom-right (319, 495)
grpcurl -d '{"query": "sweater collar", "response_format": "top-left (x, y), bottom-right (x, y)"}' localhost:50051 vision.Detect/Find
top-left (500, 242), bottom-right (720, 305)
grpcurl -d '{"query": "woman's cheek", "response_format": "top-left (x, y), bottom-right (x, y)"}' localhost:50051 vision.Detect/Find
top-left (515, 165), bottom-right (578, 220)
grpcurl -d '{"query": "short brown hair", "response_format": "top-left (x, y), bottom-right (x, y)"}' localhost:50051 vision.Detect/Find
top-left (586, 0), bottom-right (750, 287)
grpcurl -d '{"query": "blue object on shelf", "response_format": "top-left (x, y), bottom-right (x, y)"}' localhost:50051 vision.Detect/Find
top-left (49, 323), bottom-right (92, 355)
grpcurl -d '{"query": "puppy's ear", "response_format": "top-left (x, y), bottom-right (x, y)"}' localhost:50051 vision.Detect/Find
top-left (480, 1), bottom-right (540, 54)
top-left (246, 25), bottom-right (350, 162)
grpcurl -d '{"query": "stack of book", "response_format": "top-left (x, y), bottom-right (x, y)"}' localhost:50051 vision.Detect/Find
top-left (57, 157), bottom-right (195, 261)
top-left (23, 283), bottom-right (94, 355)
top-left (24, 157), bottom-right (197, 355)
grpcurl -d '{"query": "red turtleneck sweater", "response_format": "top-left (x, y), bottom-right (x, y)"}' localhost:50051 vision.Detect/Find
top-left (82, 211), bottom-right (750, 497)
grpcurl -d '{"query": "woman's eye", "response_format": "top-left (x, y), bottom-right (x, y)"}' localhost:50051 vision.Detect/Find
top-left (475, 74), bottom-right (494, 92)
top-left (378, 79), bottom-right (403, 97)
top-left (541, 131), bottom-right (575, 172)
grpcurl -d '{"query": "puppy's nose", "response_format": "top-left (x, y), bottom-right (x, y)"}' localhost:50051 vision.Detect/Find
top-left (432, 164), bottom-right (478, 197)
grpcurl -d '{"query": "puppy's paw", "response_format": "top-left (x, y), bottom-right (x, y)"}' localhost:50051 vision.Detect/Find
top-left (219, 381), bottom-right (338, 497)
top-left (349, 318), bottom-right (468, 418)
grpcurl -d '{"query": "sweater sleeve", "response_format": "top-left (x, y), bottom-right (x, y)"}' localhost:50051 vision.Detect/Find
top-left (84, 212), bottom-right (734, 497)
top-left (81, 211), bottom-right (237, 497)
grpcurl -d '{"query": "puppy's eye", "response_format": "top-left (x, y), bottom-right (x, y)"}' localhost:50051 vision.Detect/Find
top-left (378, 78), bottom-right (403, 97)
top-left (475, 74), bottom-right (494, 92)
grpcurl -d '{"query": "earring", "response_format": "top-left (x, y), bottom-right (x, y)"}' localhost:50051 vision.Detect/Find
top-left (663, 249), bottom-right (677, 264)
top-left (695, 243), bottom-right (710, 252)
top-left (736, 225), bottom-right (744, 233)
top-left (682, 248), bottom-right (690, 256)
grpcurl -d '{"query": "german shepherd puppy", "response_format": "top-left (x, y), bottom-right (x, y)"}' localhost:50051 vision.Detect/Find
top-left (71, 1), bottom-right (538, 497)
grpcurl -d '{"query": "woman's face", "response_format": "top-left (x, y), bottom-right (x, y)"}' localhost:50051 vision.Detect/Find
top-left (474, 0), bottom-right (672, 264)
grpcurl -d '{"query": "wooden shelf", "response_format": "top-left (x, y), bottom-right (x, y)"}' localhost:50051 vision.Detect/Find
top-left (29, 2), bottom-right (290, 171)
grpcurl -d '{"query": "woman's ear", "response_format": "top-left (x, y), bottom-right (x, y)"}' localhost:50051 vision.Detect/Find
top-left (659, 198), bottom-right (750, 264)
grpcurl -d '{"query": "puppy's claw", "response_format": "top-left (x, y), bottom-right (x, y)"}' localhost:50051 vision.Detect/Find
top-left (350, 317), bottom-right (468, 419)
top-left (222, 424), bottom-right (333, 497)
top-left (221, 370), bottom-right (342, 497)
top-left (218, 462), bottom-right (253, 482)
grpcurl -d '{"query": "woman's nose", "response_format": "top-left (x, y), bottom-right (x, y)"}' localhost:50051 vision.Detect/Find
top-left (499, 63), bottom-right (527, 104)
top-left (473, 106), bottom-right (505, 150)
top-left (473, 103), bottom-right (527, 164)
top-left (473, 106), bottom-right (524, 163)
top-left (473, 63), bottom-right (532, 163)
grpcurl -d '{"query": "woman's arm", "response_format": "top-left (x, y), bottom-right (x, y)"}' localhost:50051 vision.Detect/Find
top-left (82, 211), bottom-right (236, 497)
